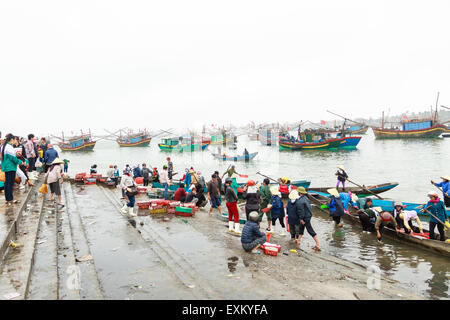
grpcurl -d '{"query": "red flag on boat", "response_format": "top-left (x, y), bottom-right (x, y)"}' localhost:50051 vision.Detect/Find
top-left (321, 120), bottom-right (326, 125)
top-left (402, 115), bottom-right (408, 120)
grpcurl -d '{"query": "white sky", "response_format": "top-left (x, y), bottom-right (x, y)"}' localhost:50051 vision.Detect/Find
top-left (1, 0), bottom-right (449, 137)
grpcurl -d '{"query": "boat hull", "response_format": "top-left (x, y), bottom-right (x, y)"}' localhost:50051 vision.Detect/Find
top-left (117, 137), bottom-right (152, 147)
top-left (59, 141), bottom-right (96, 151)
top-left (371, 125), bottom-right (446, 139)
top-left (279, 138), bottom-right (342, 150)
top-left (307, 182), bottom-right (398, 197)
top-left (336, 136), bottom-right (362, 148)
top-left (212, 152), bottom-right (258, 161)
top-left (158, 143), bottom-right (209, 152)
top-left (308, 192), bottom-right (450, 256)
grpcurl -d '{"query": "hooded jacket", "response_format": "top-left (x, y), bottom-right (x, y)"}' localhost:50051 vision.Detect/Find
top-left (242, 186), bottom-right (261, 211)
top-left (296, 195), bottom-right (313, 222)
top-left (286, 199), bottom-right (300, 225)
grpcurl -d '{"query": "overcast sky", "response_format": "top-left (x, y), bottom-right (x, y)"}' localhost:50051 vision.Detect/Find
top-left (1, 0), bottom-right (449, 137)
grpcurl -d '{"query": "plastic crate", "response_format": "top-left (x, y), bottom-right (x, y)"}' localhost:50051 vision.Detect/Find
top-left (167, 207), bottom-right (176, 214)
top-left (85, 181), bottom-right (96, 185)
top-left (137, 202), bottom-right (151, 210)
top-left (150, 207), bottom-right (167, 214)
top-left (261, 242), bottom-right (282, 252)
top-left (264, 246), bottom-right (278, 256)
top-left (176, 206), bottom-right (192, 213)
top-left (169, 201), bottom-right (181, 208)
top-left (174, 211), bottom-right (194, 217)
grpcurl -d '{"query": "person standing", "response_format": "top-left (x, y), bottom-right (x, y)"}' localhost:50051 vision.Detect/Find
top-left (421, 191), bottom-right (447, 241)
top-left (112, 165), bottom-right (120, 188)
top-left (431, 175), bottom-right (450, 209)
top-left (286, 190), bottom-right (301, 241)
top-left (142, 163), bottom-right (151, 186)
top-left (221, 165), bottom-right (239, 179)
top-left (167, 157), bottom-right (174, 180)
top-left (106, 165), bottom-right (115, 179)
top-left (1, 134), bottom-right (24, 205)
top-left (43, 144), bottom-right (59, 173)
top-left (242, 179), bottom-right (261, 221)
top-left (259, 178), bottom-right (272, 232)
top-left (119, 167), bottom-right (137, 217)
top-left (133, 164), bottom-right (142, 178)
top-left (296, 187), bottom-right (320, 251)
top-left (197, 171), bottom-right (206, 189)
top-left (183, 168), bottom-right (191, 191)
top-left (45, 158), bottom-right (65, 208)
top-left (39, 138), bottom-right (48, 162)
top-left (269, 187), bottom-right (286, 236)
top-left (335, 165), bottom-right (348, 191)
top-left (224, 178), bottom-right (240, 234)
top-left (207, 174), bottom-right (222, 216)
top-left (63, 159), bottom-right (70, 173)
top-left (160, 165), bottom-right (171, 200)
top-left (326, 188), bottom-right (346, 227)
top-left (24, 134), bottom-right (37, 176)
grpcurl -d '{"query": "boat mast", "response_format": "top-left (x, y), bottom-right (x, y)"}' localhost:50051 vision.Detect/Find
top-left (434, 92), bottom-right (440, 124)
top-left (381, 111), bottom-right (384, 129)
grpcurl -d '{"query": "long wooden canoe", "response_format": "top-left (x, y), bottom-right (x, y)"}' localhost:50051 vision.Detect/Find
top-left (307, 182), bottom-right (399, 197)
top-left (307, 192), bottom-right (450, 256)
top-left (212, 152), bottom-right (258, 161)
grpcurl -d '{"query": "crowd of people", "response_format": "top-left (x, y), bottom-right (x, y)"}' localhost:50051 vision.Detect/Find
top-left (0, 132), bottom-right (70, 207)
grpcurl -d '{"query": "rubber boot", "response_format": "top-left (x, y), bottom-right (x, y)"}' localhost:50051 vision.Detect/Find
top-left (120, 204), bottom-right (128, 214)
top-left (234, 222), bottom-right (241, 235)
top-left (279, 224), bottom-right (286, 236)
top-left (128, 206), bottom-right (136, 217)
top-left (228, 221), bottom-right (234, 233)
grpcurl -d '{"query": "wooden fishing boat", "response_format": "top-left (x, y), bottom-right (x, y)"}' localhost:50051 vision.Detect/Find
top-left (116, 129), bottom-right (152, 147)
top-left (310, 190), bottom-right (450, 218)
top-left (334, 136), bottom-right (362, 148)
top-left (307, 182), bottom-right (399, 197)
top-left (372, 117), bottom-right (446, 139)
top-left (307, 192), bottom-right (450, 256)
top-left (57, 130), bottom-right (96, 151)
top-left (158, 137), bottom-right (209, 152)
top-left (212, 152), bottom-right (258, 161)
top-left (279, 137), bottom-right (342, 150)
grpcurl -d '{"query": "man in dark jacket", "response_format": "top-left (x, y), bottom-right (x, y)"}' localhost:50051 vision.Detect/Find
top-left (296, 187), bottom-right (320, 251)
top-left (207, 174), bottom-right (222, 215)
top-left (241, 211), bottom-right (266, 254)
top-left (242, 179), bottom-right (261, 222)
top-left (43, 144), bottom-right (59, 173)
top-left (287, 190), bottom-right (300, 240)
top-left (142, 163), bottom-right (151, 186)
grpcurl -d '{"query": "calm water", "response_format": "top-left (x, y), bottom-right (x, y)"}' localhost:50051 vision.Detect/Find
top-left (59, 129), bottom-right (450, 299)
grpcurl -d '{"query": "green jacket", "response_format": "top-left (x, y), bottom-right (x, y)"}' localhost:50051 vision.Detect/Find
top-left (1, 152), bottom-right (22, 172)
top-left (259, 184), bottom-right (272, 209)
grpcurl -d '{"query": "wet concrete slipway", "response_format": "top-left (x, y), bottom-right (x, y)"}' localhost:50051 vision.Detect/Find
top-left (0, 175), bottom-right (433, 301)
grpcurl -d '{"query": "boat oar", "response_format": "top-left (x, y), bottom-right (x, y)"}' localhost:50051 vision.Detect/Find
top-left (256, 172), bottom-right (278, 183)
top-left (422, 207), bottom-right (448, 230)
top-left (432, 183), bottom-right (449, 198)
top-left (346, 178), bottom-right (384, 200)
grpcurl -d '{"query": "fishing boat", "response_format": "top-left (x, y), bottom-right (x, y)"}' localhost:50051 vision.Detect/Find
top-left (212, 152), bottom-right (258, 161)
top-left (116, 129), bottom-right (152, 147)
top-left (158, 137), bottom-right (209, 152)
top-left (308, 192), bottom-right (450, 256)
top-left (56, 130), bottom-right (96, 151)
top-left (309, 191), bottom-right (449, 218)
top-left (307, 182), bottom-right (399, 197)
top-left (279, 137), bottom-right (342, 150)
top-left (372, 107), bottom-right (446, 139)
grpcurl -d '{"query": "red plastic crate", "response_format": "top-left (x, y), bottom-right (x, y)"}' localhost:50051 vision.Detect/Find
top-left (167, 207), bottom-right (176, 214)
top-left (85, 181), bottom-right (96, 185)
top-left (137, 202), bottom-right (150, 210)
top-left (264, 246), bottom-right (278, 256)
top-left (174, 211), bottom-right (194, 217)
top-left (261, 242), bottom-right (282, 252)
